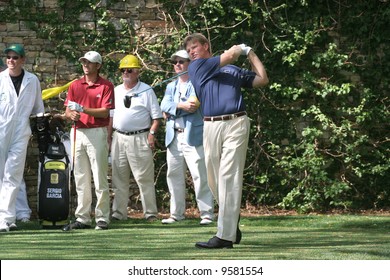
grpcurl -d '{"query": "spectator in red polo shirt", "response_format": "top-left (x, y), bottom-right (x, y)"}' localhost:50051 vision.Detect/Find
top-left (63, 51), bottom-right (115, 231)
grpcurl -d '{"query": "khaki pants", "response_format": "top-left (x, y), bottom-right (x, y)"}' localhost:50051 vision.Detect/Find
top-left (203, 115), bottom-right (250, 242)
top-left (72, 127), bottom-right (110, 225)
top-left (111, 131), bottom-right (157, 220)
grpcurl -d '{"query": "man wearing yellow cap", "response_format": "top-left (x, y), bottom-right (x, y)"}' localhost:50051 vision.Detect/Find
top-left (108, 54), bottom-right (162, 222)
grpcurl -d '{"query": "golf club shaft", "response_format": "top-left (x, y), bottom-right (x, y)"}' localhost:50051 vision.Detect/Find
top-left (135, 71), bottom-right (188, 95)
top-left (72, 121), bottom-right (76, 172)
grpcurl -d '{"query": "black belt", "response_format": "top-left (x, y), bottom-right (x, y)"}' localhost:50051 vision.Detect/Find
top-left (115, 128), bottom-right (149, 136)
top-left (203, 111), bottom-right (247, 122)
top-left (174, 128), bottom-right (184, 133)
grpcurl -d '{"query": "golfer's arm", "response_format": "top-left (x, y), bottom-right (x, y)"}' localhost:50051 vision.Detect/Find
top-left (220, 45), bottom-right (241, 67)
top-left (249, 51), bottom-right (269, 88)
top-left (83, 107), bottom-right (110, 118)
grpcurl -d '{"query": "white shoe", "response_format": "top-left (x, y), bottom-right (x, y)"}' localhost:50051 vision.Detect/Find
top-left (200, 218), bottom-right (213, 225)
top-left (20, 217), bottom-right (30, 223)
top-left (0, 220), bottom-right (12, 232)
top-left (161, 217), bottom-right (178, 224)
top-left (8, 222), bottom-right (17, 230)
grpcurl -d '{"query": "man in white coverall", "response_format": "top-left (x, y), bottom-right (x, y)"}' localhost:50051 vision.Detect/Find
top-left (15, 179), bottom-right (31, 222)
top-left (0, 44), bottom-right (44, 232)
top-left (0, 59), bottom-right (31, 222)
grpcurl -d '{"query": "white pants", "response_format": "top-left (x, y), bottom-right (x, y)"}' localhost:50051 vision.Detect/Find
top-left (166, 131), bottom-right (214, 221)
top-left (203, 115), bottom-right (250, 242)
top-left (16, 179), bottom-right (31, 220)
top-left (72, 127), bottom-right (110, 225)
top-left (0, 130), bottom-right (30, 224)
top-left (111, 131), bottom-right (157, 220)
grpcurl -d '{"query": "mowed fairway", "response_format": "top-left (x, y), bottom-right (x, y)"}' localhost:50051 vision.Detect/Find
top-left (1, 214), bottom-right (389, 260)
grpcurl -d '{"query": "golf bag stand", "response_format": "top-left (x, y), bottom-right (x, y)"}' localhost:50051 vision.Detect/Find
top-left (32, 113), bottom-right (70, 229)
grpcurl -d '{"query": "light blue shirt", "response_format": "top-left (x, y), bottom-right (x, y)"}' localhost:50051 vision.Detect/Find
top-left (160, 79), bottom-right (204, 147)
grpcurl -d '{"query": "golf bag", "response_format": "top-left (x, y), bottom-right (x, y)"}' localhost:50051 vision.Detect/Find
top-left (32, 113), bottom-right (70, 228)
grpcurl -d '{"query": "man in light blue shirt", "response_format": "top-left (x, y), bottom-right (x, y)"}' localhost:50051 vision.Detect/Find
top-left (161, 50), bottom-right (214, 225)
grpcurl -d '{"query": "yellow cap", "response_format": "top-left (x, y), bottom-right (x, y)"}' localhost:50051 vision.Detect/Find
top-left (119, 54), bottom-right (141, 69)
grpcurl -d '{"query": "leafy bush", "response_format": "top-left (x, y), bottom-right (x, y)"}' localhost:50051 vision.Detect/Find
top-left (3, 0), bottom-right (389, 212)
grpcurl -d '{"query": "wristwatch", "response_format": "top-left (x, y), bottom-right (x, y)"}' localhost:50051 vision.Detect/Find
top-left (149, 130), bottom-right (155, 135)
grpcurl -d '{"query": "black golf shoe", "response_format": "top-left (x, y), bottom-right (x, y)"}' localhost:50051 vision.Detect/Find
top-left (235, 227), bottom-right (242, 244)
top-left (62, 221), bottom-right (91, 231)
top-left (195, 236), bottom-right (233, 249)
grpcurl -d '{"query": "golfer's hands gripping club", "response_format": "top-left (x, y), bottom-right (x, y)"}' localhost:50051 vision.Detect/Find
top-left (68, 101), bottom-right (82, 122)
top-left (239, 44), bottom-right (252, 56)
top-left (68, 101), bottom-right (84, 112)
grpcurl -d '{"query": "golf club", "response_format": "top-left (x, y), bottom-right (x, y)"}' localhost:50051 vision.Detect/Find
top-left (124, 71), bottom-right (188, 108)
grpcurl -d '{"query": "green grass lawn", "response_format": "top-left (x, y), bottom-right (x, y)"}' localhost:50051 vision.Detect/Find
top-left (1, 214), bottom-right (389, 260)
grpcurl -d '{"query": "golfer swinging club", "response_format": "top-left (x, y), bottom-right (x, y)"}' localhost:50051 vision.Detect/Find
top-left (183, 33), bottom-right (269, 249)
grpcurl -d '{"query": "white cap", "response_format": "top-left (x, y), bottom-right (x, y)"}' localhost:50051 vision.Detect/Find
top-left (79, 51), bottom-right (102, 64)
top-left (171, 50), bottom-right (189, 60)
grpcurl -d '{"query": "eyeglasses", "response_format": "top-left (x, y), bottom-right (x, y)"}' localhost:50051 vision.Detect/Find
top-left (121, 68), bottom-right (134, 74)
top-left (172, 60), bottom-right (187, 65)
top-left (7, 56), bottom-right (20, 60)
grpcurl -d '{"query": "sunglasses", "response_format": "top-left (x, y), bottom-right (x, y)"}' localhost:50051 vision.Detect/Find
top-left (121, 68), bottom-right (134, 74)
top-left (7, 55), bottom-right (20, 60)
top-left (172, 60), bottom-right (187, 65)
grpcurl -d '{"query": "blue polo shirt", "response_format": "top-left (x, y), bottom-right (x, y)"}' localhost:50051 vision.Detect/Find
top-left (188, 56), bottom-right (256, 116)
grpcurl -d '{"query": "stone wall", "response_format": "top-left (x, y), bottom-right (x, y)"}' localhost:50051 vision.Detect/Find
top-left (0, 0), bottom-right (167, 218)
top-left (1, 0), bottom-right (167, 86)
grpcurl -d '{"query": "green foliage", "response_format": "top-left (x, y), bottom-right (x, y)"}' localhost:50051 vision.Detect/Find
top-left (256, 0), bottom-right (390, 211)
top-left (166, 0), bottom-right (390, 212)
top-left (4, 0), bottom-right (389, 212)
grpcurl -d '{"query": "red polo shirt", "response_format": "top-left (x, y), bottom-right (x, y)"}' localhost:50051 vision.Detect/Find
top-left (65, 76), bottom-right (115, 128)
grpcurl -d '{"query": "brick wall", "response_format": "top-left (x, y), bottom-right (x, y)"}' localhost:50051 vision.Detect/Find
top-left (0, 0), bottom-right (166, 218)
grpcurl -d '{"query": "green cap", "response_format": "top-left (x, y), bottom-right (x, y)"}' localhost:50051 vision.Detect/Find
top-left (4, 44), bottom-right (25, 57)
